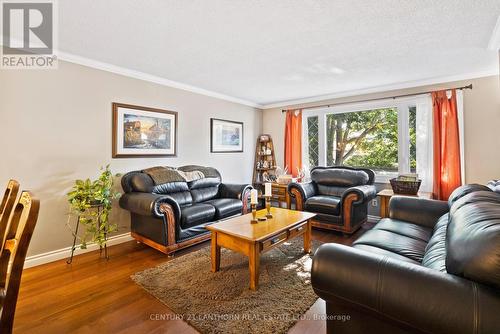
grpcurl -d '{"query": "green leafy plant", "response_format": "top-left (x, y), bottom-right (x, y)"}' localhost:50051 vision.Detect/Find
top-left (67, 165), bottom-right (121, 249)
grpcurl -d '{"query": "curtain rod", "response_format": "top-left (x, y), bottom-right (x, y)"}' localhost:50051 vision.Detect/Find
top-left (281, 84), bottom-right (473, 113)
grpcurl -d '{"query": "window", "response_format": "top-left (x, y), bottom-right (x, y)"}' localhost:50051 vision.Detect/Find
top-left (303, 97), bottom-right (423, 183)
top-left (307, 116), bottom-right (319, 167)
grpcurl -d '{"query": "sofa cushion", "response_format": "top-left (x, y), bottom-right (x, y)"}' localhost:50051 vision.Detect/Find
top-left (446, 191), bottom-right (500, 289)
top-left (180, 204), bottom-right (216, 229)
top-left (305, 195), bottom-right (341, 215)
top-left (354, 244), bottom-right (420, 265)
top-left (190, 186), bottom-right (220, 203)
top-left (188, 177), bottom-right (221, 203)
top-left (316, 185), bottom-right (347, 197)
top-left (188, 177), bottom-right (221, 190)
top-left (487, 180), bottom-right (500, 194)
top-left (153, 181), bottom-right (189, 194)
top-left (152, 181), bottom-right (193, 206)
top-left (129, 173), bottom-right (155, 193)
top-left (311, 168), bottom-right (369, 187)
top-left (204, 198), bottom-right (242, 219)
top-left (167, 191), bottom-right (193, 207)
top-left (422, 214), bottom-right (449, 272)
top-left (448, 183), bottom-right (493, 207)
top-left (353, 229), bottom-right (428, 262)
top-left (373, 218), bottom-right (433, 243)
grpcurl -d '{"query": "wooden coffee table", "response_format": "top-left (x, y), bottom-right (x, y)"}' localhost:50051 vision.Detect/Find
top-left (206, 207), bottom-right (316, 290)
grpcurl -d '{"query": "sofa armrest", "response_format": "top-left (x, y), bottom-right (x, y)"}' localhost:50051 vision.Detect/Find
top-left (218, 183), bottom-right (252, 200)
top-left (389, 196), bottom-right (448, 228)
top-left (218, 183), bottom-right (252, 213)
top-left (119, 192), bottom-right (181, 221)
top-left (342, 184), bottom-right (377, 204)
top-left (288, 182), bottom-right (316, 210)
top-left (312, 243), bottom-right (500, 334)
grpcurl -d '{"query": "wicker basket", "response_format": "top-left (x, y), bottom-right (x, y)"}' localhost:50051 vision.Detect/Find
top-left (390, 178), bottom-right (421, 195)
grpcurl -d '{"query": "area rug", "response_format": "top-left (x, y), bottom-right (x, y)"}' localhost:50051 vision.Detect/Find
top-left (131, 238), bottom-right (321, 334)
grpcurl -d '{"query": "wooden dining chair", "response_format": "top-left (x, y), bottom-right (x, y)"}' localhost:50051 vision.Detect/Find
top-left (0, 180), bottom-right (20, 244)
top-left (0, 191), bottom-right (40, 334)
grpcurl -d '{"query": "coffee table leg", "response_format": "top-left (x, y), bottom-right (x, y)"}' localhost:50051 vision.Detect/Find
top-left (304, 219), bottom-right (312, 254)
top-left (249, 242), bottom-right (260, 290)
top-left (211, 231), bottom-right (220, 272)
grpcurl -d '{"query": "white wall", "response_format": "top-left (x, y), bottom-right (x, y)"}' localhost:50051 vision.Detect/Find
top-left (0, 60), bottom-right (262, 256)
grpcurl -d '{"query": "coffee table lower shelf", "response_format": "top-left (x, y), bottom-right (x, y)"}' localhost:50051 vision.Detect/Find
top-left (208, 208), bottom-right (314, 290)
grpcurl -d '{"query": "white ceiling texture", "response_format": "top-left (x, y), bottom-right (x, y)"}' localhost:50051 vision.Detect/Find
top-left (59, 1), bottom-right (500, 107)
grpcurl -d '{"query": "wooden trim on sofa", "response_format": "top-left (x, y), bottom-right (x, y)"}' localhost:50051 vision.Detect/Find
top-left (310, 218), bottom-right (366, 234)
top-left (290, 188), bottom-right (304, 211)
top-left (130, 202), bottom-right (212, 255)
top-left (292, 189), bottom-right (363, 235)
top-left (159, 203), bottom-right (177, 246)
top-left (342, 193), bottom-right (359, 233)
top-left (131, 232), bottom-right (211, 255)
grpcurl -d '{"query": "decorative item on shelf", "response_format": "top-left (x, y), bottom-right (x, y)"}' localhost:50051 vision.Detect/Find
top-left (264, 182), bottom-right (273, 218)
top-left (300, 166), bottom-right (311, 182)
top-left (277, 174), bottom-right (296, 185)
top-left (252, 133), bottom-right (277, 189)
top-left (296, 167), bottom-right (307, 183)
top-left (390, 173), bottom-right (422, 195)
top-left (250, 189), bottom-right (258, 223)
top-left (259, 134), bottom-right (270, 142)
top-left (262, 172), bottom-right (271, 182)
top-left (66, 165), bottom-right (121, 263)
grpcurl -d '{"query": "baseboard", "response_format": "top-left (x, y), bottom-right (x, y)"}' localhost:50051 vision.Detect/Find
top-left (24, 232), bottom-right (134, 269)
top-left (367, 215), bottom-right (381, 223)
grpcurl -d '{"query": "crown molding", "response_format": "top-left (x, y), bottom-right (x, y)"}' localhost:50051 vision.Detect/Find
top-left (2, 40), bottom-right (496, 110)
top-left (488, 15), bottom-right (500, 50)
top-left (57, 51), bottom-right (263, 108)
top-left (0, 38), bottom-right (262, 107)
top-left (260, 69), bottom-right (499, 109)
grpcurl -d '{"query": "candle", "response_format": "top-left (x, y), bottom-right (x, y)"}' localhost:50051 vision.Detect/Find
top-left (265, 182), bottom-right (272, 197)
top-left (250, 189), bottom-right (258, 204)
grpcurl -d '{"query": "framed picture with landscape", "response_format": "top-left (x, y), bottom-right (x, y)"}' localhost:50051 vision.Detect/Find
top-left (210, 118), bottom-right (244, 153)
top-left (112, 102), bottom-right (177, 158)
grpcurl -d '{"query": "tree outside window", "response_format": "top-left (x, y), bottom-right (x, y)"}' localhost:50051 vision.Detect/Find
top-left (307, 107), bottom-right (416, 174)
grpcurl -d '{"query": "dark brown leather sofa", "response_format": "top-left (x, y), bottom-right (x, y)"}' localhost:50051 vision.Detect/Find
top-left (311, 183), bottom-right (500, 334)
top-left (119, 165), bottom-right (252, 255)
top-left (288, 166), bottom-right (377, 234)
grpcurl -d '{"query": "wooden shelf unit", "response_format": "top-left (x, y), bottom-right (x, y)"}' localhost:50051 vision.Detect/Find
top-left (252, 134), bottom-right (277, 188)
top-left (252, 135), bottom-right (290, 208)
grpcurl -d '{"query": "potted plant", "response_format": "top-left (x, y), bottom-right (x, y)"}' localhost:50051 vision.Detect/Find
top-left (67, 165), bottom-right (121, 249)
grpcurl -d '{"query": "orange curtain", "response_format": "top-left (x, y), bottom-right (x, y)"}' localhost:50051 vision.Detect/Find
top-left (284, 110), bottom-right (302, 177)
top-left (432, 89), bottom-right (462, 200)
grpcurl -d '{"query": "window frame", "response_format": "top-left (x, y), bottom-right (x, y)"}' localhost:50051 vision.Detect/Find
top-left (302, 96), bottom-right (421, 183)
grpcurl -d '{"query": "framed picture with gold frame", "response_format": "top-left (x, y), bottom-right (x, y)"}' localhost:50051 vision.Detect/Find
top-left (112, 102), bottom-right (177, 158)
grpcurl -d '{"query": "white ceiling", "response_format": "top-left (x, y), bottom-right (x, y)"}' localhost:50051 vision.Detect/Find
top-left (59, 1), bottom-right (500, 107)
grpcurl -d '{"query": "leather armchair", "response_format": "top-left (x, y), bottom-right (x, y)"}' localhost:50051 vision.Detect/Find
top-left (288, 166), bottom-right (377, 234)
top-left (119, 165), bottom-right (252, 255)
top-left (311, 182), bottom-right (500, 334)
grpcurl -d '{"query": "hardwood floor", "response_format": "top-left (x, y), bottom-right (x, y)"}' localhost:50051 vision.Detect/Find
top-left (15, 223), bottom-right (374, 334)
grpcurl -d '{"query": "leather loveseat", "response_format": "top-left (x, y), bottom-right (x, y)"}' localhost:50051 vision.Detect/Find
top-left (120, 165), bottom-right (252, 255)
top-left (311, 183), bottom-right (500, 334)
top-left (288, 166), bottom-right (377, 234)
